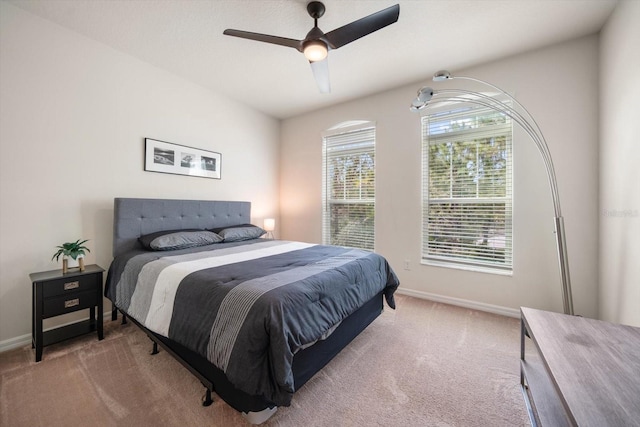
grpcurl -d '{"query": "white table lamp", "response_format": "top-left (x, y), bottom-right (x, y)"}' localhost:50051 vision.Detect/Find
top-left (264, 218), bottom-right (275, 239)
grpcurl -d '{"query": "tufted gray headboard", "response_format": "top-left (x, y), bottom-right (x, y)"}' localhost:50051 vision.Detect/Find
top-left (112, 198), bottom-right (251, 258)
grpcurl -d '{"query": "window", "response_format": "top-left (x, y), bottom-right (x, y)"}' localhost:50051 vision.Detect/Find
top-left (421, 103), bottom-right (513, 272)
top-left (322, 122), bottom-right (375, 250)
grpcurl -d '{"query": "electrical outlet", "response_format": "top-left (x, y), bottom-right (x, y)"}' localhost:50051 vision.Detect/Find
top-left (403, 259), bottom-right (410, 270)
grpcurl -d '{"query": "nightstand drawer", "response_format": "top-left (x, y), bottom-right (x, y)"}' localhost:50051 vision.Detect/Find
top-left (43, 290), bottom-right (98, 317)
top-left (41, 274), bottom-right (100, 298)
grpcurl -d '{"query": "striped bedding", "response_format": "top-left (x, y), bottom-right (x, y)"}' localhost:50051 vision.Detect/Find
top-left (105, 239), bottom-right (399, 407)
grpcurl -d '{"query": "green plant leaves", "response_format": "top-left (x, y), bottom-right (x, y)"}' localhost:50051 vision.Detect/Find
top-left (52, 239), bottom-right (90, 261)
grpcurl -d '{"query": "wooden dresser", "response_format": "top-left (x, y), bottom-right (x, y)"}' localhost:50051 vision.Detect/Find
top-left (520, 307), bottom-right (640, 426)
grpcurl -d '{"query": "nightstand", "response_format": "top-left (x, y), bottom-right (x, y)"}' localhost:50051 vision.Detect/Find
top-left (30, 264), bottom-right (104, 362)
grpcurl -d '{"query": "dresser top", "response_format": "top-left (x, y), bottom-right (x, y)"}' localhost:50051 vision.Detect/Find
top-left (521, 307), bottom-right (640, 426)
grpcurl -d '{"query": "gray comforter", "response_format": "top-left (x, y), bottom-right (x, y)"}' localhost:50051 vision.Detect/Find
top-left (105, 239), bottom-right (399, 407)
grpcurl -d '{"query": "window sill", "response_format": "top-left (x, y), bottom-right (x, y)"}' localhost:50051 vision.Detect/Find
top-left (421, 259), bottom-right (513, 276)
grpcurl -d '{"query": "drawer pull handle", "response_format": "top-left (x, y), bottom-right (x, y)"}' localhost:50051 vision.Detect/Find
top-left (64, 298), bottom-right (79, 308)
top-left (64, 281), bottom-right (80, 290)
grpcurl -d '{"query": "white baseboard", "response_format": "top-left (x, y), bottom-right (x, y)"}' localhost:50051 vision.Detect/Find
top-left (395, 287), bottom-right (520, 318)
top-left (0, 334), bottom-right (31, 353)
top-left (0, 312), bottom-right (115, 354)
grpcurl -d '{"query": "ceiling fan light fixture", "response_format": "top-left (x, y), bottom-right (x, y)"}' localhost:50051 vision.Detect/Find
top-left (303, 40), bottom-right (328, 62)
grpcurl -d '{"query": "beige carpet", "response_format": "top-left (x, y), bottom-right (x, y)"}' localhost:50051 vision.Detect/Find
top-left (0, 294), bottom-right (529, 426)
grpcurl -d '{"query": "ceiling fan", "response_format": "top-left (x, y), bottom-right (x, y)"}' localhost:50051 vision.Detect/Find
top-left (223, 1), bottom-right (400, 93)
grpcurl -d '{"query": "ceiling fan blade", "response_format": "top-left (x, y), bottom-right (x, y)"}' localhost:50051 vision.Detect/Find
top-left (223, 29), bottom-right (302, 51)
top-left (324, 4), bottom-right (400, 49)
top-left (310, 58), bottom-right (331, 93)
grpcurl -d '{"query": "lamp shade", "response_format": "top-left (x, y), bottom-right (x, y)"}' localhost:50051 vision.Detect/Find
top-left (263, 218), bottom-right (275, 232)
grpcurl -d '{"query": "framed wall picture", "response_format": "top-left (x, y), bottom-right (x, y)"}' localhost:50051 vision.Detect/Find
top-left (144, 138), bottom-right (221, 179)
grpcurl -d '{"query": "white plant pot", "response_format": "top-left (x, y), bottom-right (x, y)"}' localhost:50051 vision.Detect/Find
top-left (65, 256), bottom-right (80, 268)
top-left (62, 255), bottom-right (84, 273)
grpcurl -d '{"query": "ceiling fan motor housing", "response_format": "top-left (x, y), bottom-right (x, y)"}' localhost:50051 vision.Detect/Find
top-left (307, 2), bottom-right (326, 20)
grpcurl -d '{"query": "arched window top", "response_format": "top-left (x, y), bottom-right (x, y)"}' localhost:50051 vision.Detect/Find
top-left (323, 120), bottom-right (375, 138)
top-left (327, 120), bottom-right (371, 130)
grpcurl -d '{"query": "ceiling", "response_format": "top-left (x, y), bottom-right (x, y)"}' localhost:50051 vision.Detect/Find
top-left (8, 0), bottom-right (617, 119)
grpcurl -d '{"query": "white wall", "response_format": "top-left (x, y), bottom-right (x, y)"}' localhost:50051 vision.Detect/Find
top-left (599, 0), bottom-right (640, 327)
top-left (281, 35), bottom-right (600, 318)
top-left (0, 3), bottom-right (280, 346)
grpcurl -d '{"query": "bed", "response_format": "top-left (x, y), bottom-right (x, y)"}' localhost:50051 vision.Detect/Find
top-left (105, 197), bottom-right (399, 423)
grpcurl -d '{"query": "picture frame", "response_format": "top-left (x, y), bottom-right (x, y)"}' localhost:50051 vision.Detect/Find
top-left (144, 138), bottom-right (221, 180)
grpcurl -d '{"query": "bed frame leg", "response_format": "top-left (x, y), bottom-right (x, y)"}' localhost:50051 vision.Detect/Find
top-left (112, 306), bottom-right (127, 324)
top-left (151, 341), bottom-right (159, 355)
top-left (202, 388), bottom-right (213, 407)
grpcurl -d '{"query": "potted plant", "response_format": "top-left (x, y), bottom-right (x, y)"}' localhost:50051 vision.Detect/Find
top-left (52, 239), bottom-right (90, 273)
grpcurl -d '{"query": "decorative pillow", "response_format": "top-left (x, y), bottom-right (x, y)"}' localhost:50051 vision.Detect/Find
top-left (210, 224), bottom-right (266, 242)
top-left (139, 229), bottom-right (223, 251)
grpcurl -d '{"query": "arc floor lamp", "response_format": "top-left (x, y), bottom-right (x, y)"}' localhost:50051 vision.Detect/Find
top-left (410, 70), bottom-right (574, 315)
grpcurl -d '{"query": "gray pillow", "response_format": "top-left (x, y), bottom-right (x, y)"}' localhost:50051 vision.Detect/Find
top-left (139, 230), bottom-right (223, 251)
top-left (212, 224), bottom-right (266, 242)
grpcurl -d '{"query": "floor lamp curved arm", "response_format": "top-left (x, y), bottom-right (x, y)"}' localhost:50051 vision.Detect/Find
top-left (410, 72), bottom-right (574, 315)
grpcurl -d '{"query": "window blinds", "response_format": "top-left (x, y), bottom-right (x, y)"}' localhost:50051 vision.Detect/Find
top-left (422, 105), bottom-right (513, 271)
top-left (322, 126), bottom-right (375, 250)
